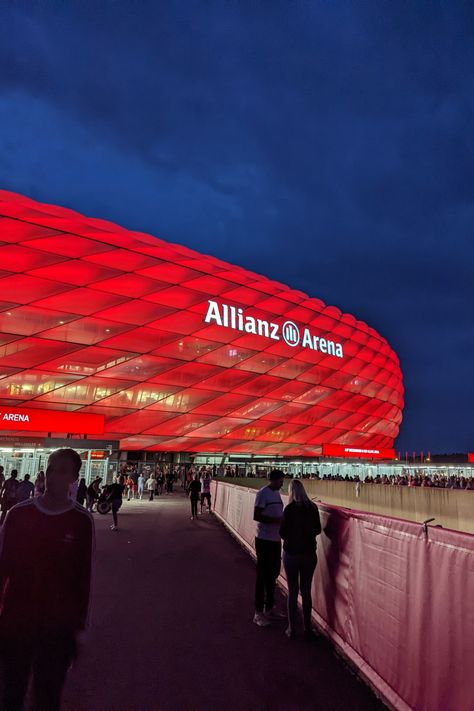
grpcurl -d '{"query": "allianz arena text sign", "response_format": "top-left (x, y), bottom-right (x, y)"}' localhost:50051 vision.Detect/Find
top-left (204, 300), bottom-right (344, 358)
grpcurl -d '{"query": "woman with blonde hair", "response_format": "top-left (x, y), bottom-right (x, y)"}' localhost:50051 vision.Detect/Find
top-left (279, 478), bottom-right (321, 640)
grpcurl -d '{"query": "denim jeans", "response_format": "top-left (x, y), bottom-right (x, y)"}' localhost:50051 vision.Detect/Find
top-left (283, 550), bottom-right (317, 632)
top-left (255, 538), bottom-right (281, 612)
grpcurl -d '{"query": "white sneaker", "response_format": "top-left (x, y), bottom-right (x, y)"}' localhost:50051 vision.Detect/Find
top-left (253, 612), bottom-right (271, 627)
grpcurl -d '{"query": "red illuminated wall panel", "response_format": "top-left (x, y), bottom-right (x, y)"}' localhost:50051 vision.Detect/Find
top-left (0, 191), bottom-right (404, 454)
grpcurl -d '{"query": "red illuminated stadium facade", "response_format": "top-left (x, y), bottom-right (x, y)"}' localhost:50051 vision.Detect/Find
top-left (0, 191), bottom-right (403, 458)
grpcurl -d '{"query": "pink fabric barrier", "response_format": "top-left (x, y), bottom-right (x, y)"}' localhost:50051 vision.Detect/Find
top-left (211, 480), bottom-right (474, 711)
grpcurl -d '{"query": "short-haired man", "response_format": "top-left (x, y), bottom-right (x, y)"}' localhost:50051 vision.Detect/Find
top-left (0, 448), bottom-right (94, 711)
top-left (253, 469), bottom-right (285, 626)
top-left (16, 474), bottom-right (34, 503)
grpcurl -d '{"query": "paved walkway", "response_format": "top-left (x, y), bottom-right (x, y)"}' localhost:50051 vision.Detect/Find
top-left (61, 492), bottom-right (386, 711)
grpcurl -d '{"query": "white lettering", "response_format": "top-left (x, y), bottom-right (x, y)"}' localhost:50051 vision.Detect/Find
top-left (302, 329), bottom-right (313, 349)
top-left (244, 316), bottom-right (257, 334)
top-left (269, 323), bottom-right (279, 340)
top-left (204, 300), bottom-right (222, 326)
top-left (229, 305), bottom-right (237, 329)
top-left (257, 319), bottom-right (269, 338)
top-left (2, 413), bottom-right (30, 422)
top-left (345, 447), bottom-right (380, 454)
top-left (202, 301), bottom-right (344, 358)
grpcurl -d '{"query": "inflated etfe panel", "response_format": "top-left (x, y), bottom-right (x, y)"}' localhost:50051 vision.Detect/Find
top-left (0, 191), bottom-right (403, 454)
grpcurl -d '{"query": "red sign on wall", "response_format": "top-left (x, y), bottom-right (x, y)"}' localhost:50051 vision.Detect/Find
top-left (468, 453), bottom-right (474, 463)
top-left (0, 406), bottom-right (104, 435)
top-left (322, 444), bottom-right (395, 460)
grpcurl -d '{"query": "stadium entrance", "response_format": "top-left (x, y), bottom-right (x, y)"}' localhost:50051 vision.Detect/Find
top-left (0, 439), bottom-right (119, 485)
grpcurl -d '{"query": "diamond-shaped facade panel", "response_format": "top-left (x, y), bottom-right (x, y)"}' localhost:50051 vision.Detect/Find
top-left (0, 191), bottom-right (404, 454)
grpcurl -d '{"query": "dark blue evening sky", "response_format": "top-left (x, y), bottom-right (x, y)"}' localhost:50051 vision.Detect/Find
top-left (0, 1), bottom-right (473, 452)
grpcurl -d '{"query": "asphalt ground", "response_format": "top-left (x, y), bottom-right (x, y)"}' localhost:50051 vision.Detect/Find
top-left (58, 491), bottom-right (386, 711)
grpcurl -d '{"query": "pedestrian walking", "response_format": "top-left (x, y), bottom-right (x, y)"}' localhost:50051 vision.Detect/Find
top-left (0, 448), bottom-right (94, 711)
top-left (86, 477), bottom-right (101, 513)
top-left (16, 474), bottom-right (34, 503)
top-left (253, 469), bottom-right (285, 627)
top-left (125, 475), bottom-right (135, 501)
top-left (0, 469), bottom-right (20, 525)
top-left (166, 471), bottom-right (174, 494)
top-left (137, 472), bottom-right (145, 500)
top-left (188, 474), bottom-right (201, 520)
top-left (156, 472), bottom-right (164, 495)
top-left (107, 475), bottom-right (125, 531)
top-left (76, 477), bottom-right (87, 506)
top-left (280, 479), bottom-right (321, 640)
top-left (146, 474), bottom-right (156, 501)
top-left (200, 470), bottom-right (212, 513)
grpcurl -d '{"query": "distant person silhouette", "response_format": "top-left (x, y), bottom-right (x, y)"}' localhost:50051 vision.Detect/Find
top-left (0, 469), bottom-right (20, 524)
top-left (188, 474), bottom-right (201, 520)
top-left (0, 448), bottom-right (94, 711)
top-left (107, 474), bottom-right (125, 531)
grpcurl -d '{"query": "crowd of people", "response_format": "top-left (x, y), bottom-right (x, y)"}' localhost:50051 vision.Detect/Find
top-left (0, 462), bottom-right (217, 534)
top-left (318, 472), bottom-right (474, 489)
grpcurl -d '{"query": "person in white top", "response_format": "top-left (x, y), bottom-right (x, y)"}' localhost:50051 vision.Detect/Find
top-left (200, 471), bottom-right (212, 514)
top-left (146, 474), bottom-right (156, 502)
top-left (252, 470), bottom-right (285, 627)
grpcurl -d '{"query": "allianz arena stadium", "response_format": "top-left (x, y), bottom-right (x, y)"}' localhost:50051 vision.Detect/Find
top-left (0, 191), bottom-right (403, 458)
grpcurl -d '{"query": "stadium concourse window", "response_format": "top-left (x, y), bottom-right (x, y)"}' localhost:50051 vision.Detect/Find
top-left (0, 447), bottom-right (113, 486)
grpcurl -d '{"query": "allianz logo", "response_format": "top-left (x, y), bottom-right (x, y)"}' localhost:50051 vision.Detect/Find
top-left (204, 300), bottom-right (344, 358)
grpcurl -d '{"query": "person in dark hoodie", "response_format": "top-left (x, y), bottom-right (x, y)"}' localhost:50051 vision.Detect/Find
top-left (279, 478), bottom-right (321, 640)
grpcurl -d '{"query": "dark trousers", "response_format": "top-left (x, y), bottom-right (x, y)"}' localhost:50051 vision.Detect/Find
top-left (255, 538), bottom-right (281, 612)
top-left (283, 550), bottom-right (317, 632)
top-left (111, 498), bottom-right (122, 526)
top-left (190, 497), bottom-right (198, 518)
top-left (1, 631), bottom-right (76, 711)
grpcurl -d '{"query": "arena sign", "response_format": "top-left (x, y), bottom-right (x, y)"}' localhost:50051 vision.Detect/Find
top-left (204, 300), bottom-right (344, 358)
top-left (0, 407), bottom-right (104, 435)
